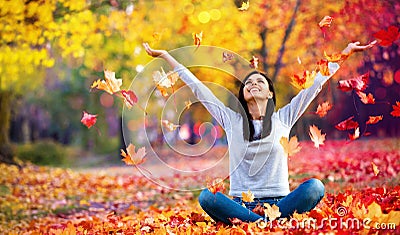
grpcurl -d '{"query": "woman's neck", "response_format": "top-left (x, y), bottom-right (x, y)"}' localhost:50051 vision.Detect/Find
top-left (247, 99), bottom-right (267, 120)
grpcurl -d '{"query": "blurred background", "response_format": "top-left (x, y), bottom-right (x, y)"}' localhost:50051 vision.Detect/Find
top-left (0, 0), bottom-right (399, 167)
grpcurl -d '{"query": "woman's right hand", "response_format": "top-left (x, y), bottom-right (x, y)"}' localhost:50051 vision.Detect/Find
top-left (143, 42), bottom-right (167, 58)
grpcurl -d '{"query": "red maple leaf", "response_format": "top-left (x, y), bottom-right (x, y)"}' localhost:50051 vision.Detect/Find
top-left (335, 116), bottom-right (359, 131)
top-left (81, 111), bottom-right (97, 128)
top-left (373, 25), bottom-right (400, 47)
top-left (391, 101), bottom-right (400, 117)
top-left (338, 73), bottom-right (369, 92)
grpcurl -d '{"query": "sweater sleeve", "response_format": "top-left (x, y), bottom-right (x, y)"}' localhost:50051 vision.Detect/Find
top-left (173, 64), bottom-right (236, 131)
top-left (277, 62), bottom-right (340, 128)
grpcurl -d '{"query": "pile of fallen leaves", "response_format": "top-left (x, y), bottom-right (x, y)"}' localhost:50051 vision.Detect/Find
top-left (0, 139), bottom-right (399, 234)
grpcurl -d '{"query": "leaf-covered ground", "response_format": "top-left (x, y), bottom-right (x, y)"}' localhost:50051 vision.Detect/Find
top-left (1, 139), bottom-right (399, 234)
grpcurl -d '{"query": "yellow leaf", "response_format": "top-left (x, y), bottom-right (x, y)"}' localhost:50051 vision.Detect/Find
top-left (241, 189), bottom-right (254, 202)
top-left (371, 162), bottom-right (380, 176)
top-left (91, 70), bottom-right (122, 94)
top-left (238, 1), bottom-right (250, 11)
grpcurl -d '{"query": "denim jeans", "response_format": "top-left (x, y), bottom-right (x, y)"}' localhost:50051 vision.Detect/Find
top-left (198, 178), bottom-right (325, 224)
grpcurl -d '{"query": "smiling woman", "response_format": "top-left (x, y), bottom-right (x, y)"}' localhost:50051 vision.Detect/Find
top-left (143, 40), bottom-right (376, 224)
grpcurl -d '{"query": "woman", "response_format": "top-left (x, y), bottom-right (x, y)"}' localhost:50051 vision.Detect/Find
top-left (143, 41), bottom-right (375, 224)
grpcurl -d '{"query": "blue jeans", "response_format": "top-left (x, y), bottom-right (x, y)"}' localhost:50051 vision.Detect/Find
top-left (198, 178), bottom-right (325, 224)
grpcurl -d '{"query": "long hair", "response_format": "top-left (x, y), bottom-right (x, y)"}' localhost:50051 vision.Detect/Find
top-left (238, 71), bottom-right (276, 141)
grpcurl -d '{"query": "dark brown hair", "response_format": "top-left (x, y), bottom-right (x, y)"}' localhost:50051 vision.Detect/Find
top-left (238, 71), bottom-right (276, 141)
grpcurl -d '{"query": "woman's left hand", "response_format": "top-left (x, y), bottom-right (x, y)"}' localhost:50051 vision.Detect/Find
top-left (342, 40), bottom-right (377, 55)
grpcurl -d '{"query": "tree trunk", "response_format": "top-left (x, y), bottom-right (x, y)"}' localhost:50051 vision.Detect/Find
top-left (0, 90), bottom-right (20, 168)
top-left (271, 0), bottom-right (301, 81)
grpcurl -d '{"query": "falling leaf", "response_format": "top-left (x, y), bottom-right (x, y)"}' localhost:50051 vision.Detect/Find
top-left (81, 111), bottom-right (97, 128)
top-left (324, 51), bottom-right (349, 62)
top-left (222, 51), bottom-right (234, 63)
top-left (348, 127), bottom-right (360, 141)
top-left (390, 101), bottom-right (400, 117)
top-left (249, 56), bottom-right (259, 69)
top-left (315, 101), bottom-right (332, 117)
top-left (91, 70), bottom-right (123, 95)
top-left (317, 59), bottom-right (330, 76)
top-left (371, 162), bottom-right (380, 176)
top-left (337, 72), bottom-right (369, 92)
top-left (291, 70), bottom-right (316, 89)
top-left (297, 56), bottom-right (302, 64)
top-left (207, 178), bottom-right (225, 194)
top-left (241, 190), bottom-right (254, 203)
top-left (121, 90), bottom-right (138, 109)
top-left (184, 100), bottom-right (192, 110)
top-left (152, 67), bottom-right (179, 88)
top-left (121, 143), bottom-right (146, 166)
top-left (318, 16), bottom-right (333, 28)
top-left (192, 31), bottom-right (203, 48)
top-left (309, 125), bottom-right (326, 149)
top-left (252, 205), bottom-right (265, 217)
top-left (335, 116), bottom-right (359, 131)
top-left (238, 1), bottom-right (250, 11)
top-left (366, 115), bottom-right (383, 125)
top-left (280, 136), bottom-right (301, 157)
top-left (263, 203), bottom-right (281, 221)
top-left (161, 120), bottom-right (180, 131)
top-left (357, 91), bottom-right (375, 104)
top-left (373, 25), bottom-right (400, 47)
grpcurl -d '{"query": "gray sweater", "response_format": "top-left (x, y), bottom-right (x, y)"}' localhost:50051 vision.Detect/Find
top-left (174, 62), bottom-right (339, 198)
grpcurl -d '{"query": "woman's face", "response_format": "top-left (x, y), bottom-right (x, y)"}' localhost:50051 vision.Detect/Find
top-left (243, 74), bottom-right (273, 102)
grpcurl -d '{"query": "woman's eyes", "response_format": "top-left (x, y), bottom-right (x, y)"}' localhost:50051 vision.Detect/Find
top-left (245, 80), bottom-right (265, 85)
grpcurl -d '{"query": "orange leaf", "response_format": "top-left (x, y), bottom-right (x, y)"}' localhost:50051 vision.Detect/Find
top-left (366, 115), bottom-right (383, 125)
top-left (249, 56), bottom-right (259, 69)
top-left (324, 51), bottom-right (349, 62)
top-left (390, 101), bottom-right (400, 117)
top-left (161, 120), bottom-right (180, 131)
top-left (309, 125), bottom-right (326, 149)
top-left (91, 70), bottom-right (122, 95)
top-left (238, 1), bottom-right (249, 11)
top-left (121, 144), bottom-right (146, 166)
top-left (192, 31), bottom-right (203, 48)
top-left (280, 136), bottom-right (301, 157)
top-left (207, 178), bottom-right (225, 194)
top-left (357, 91), bottom-right (375, 104)
top-left (291, 70), bottom-right (316, 90)
top-left (80, 111), bottom-right (97, 129)
top-left (318, 16), bottom-right (333, 28)
top-left (371, 162), bottom-right (380, 176)
top-left (348, 127), bottom-right (360, 141)
top-left (317, 59), bottom-right (330, 76)
top-left (263, 203), bottom-right (281, 221)
top-left (315, 101), bottom-right (332, 117)
top-left (241, 190), bottom-right (254, 203)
